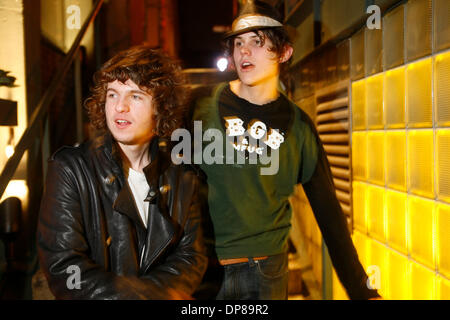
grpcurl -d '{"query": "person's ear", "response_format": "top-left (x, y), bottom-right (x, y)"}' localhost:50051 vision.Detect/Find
top-left (228, 56), bottom-right (236, 71)
top-left (279, 45), bottom-right (293, 63)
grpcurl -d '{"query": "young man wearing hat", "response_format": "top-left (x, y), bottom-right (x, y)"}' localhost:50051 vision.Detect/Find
top-left (192, 0), bottom-right (380, 300)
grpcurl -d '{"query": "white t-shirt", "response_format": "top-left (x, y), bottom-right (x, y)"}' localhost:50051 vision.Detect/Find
top-left (127, 167), bottom-right (150, 228)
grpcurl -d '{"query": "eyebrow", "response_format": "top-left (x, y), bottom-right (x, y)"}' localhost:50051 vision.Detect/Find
top-left (235, 35), bottom-right (259, 40)
top-left (129, 90), bottom-right (147, 95)
top-left (106, 88), bottom-right (148, 95)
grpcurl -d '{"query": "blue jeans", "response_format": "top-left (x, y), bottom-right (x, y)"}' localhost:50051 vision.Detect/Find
top-left (216, 252), bottom-right (289, 300)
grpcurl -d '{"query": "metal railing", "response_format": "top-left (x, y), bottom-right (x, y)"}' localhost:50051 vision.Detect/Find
top-left (0, 0), bottom-right (104, 200)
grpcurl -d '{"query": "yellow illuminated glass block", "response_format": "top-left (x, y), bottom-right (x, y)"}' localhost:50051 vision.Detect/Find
top-left (435, 52), bottom-right (450, 127)
top-left (332, 268), bottom-right (349, 300)
top-left (437, 203), bottom-right (450, 279)
top-left (386, 131), bottom-right (406, 191)
top-left (436, 130), bottom-right (450, 203)
top-left (366, 73), bottom-right (384, 129)
top-left (352, 132), bottom-right (367, 181)
top-left (352, 181), bottom-right (367, 232)
top-left (437, 276), bottom-right (450, 300)
top-left (407, 130), bottom-right (435, 199)
top-left (408, 195), bottom-right (435, 269)
top-left (387, 249), bottom-right (410, 300)
top-left (386, 189), bottom-right (407, 254)
top-left (352, 230), bottom-right (369, 270)
top-left (367, 239), bottom-right (388, 298)
top-left (311, 244), bottom-right (322, 285)
top-left (367, 185), bottom-right (386, 242)
top-left (311, 220), bottom-right (322, 247)
top-left (384, 67), bottom-right (406, 128)
top-left (367, 131), bottom-right (385, 186)
top-left (352, 80), bottom-right (366, 130)
top-left (410, 262), bottom-right (436, 300)
top-left (406, 58), bottom-right (433, 128)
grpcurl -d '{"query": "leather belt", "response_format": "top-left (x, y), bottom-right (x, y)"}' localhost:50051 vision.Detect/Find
top-left (219, 256), bottom-right (268, 266)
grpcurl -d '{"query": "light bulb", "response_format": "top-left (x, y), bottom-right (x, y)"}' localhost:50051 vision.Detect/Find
top-left (217, 58), bottom-right (228, 72)
top-left (5, 145), bottom-right (14, 158)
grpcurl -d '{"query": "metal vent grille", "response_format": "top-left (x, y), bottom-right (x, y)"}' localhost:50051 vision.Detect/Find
top-left (406, 0), bottom-right (432, 62)
top-left (433, 0), bottom-right (450, 52)
top-left (383, 4), bottom-right (404, 70)
top-left (315, 81), bottom-right (351, 222)
top-left (435, 52), bottom-right (450, 127)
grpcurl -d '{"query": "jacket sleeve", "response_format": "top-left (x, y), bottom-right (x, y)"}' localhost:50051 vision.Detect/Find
top-left (140, 169), bottom-right (208, 296)
top-left (299, 121), bottom-right (381, 300)
top-left (37, 157), bottom-right (186, 300)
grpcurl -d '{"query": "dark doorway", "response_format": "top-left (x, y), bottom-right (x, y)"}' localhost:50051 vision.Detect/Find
top-left (177, 0), bottom-right (234, 68)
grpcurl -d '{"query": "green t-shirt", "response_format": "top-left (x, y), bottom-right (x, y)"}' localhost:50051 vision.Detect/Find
top-left (193, 83), bottom-right (319, 259)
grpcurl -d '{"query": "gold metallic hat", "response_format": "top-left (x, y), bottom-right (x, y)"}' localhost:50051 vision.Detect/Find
top-left (224, 0), bottom-right (284, 39)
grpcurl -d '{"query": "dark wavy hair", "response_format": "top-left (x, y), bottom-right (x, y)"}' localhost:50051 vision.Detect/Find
top-left (223, 28), bottom-right (292, 75)
top-left (85, 45), bottom-right (188, 138)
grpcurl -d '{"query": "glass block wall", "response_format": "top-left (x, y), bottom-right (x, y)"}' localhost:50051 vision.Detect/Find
top-left (334, 0), bottom-right (450, 299)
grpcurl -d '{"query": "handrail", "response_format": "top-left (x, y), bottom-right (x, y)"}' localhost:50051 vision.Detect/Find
top-left (0, 0), bottom-right (104, 200)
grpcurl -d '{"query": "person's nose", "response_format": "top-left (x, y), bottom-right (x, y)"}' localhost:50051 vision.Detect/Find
top-left (115, 96), bottom-right (130, 113)
top-left (240, 43), bottom-right (251, 56)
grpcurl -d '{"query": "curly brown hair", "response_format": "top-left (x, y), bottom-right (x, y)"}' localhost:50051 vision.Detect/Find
top-left (85, 45), bottom-right (188, 138)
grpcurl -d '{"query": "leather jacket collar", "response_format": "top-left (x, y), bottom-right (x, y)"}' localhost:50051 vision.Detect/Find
top-left (98, 133), bottom-right (174, 235)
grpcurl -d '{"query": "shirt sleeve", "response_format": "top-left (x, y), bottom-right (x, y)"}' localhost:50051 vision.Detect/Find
top-left (299, 117), bottom-right (380, 300)
top-left (298, 119), bottom-right (319, 184)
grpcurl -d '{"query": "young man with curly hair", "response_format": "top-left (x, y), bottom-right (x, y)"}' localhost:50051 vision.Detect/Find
top-left (192, 1), bottom-right (380, 300)
top-left (37, 46), bottom-right (207, 299)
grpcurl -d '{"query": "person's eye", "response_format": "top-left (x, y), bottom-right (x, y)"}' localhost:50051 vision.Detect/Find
top-left (107, 92), bottom-right (116, 99)
top-left (253, 39), bottom-right (261, 46)
top-left (234, 41), bottom-right (242, 48)
top-left (132, 94), bottom-right (142, 101)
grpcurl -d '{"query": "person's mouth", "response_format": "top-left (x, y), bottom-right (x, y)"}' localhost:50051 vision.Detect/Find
top-left (240, 61), bottom-right (255, 71)
top-left (115, 119), bottom-right (131, 128)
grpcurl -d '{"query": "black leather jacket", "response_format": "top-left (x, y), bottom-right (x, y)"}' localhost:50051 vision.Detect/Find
top-left (37, 135), bottom-right (207, 299)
